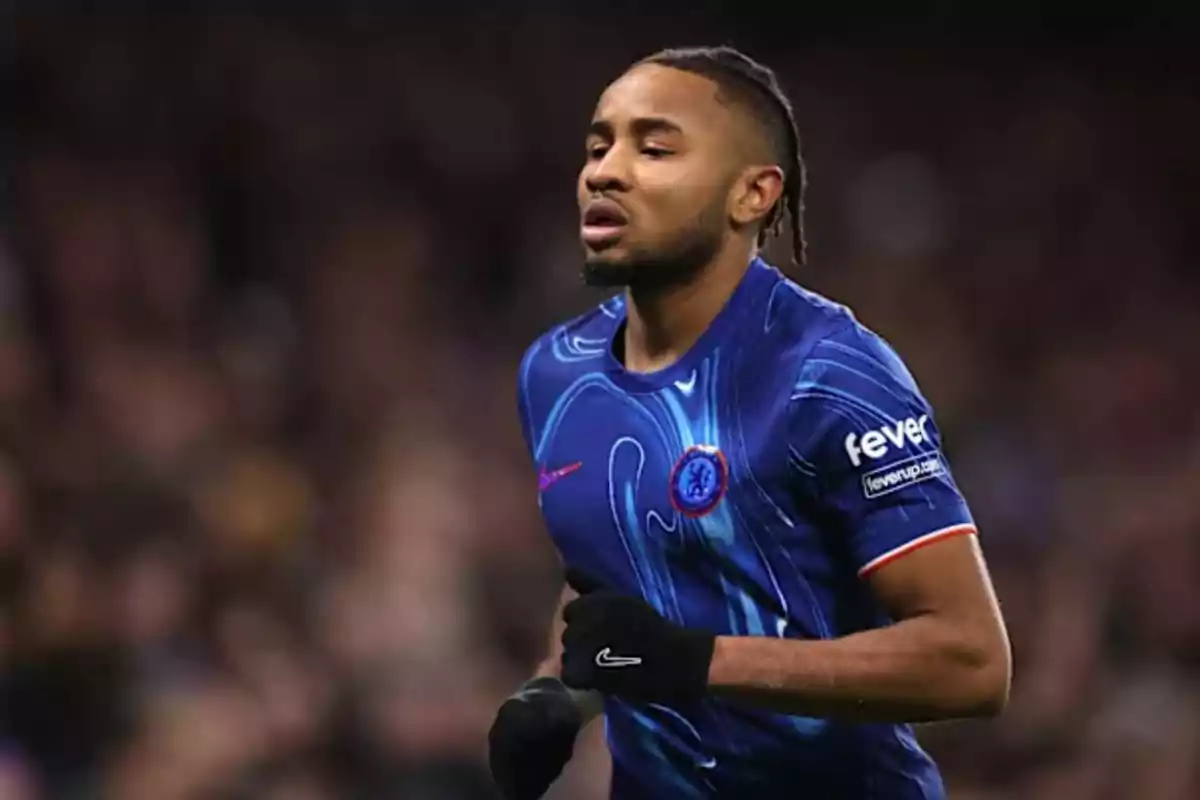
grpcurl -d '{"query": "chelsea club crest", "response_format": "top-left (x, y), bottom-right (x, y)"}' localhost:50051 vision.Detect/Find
top-left (669, 445), bottom-right (729, 518)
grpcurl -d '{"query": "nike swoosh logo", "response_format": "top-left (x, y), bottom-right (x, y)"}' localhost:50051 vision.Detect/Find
top-left (595, 646), bottom-right (643, 668)
top-left (538, 461), bottom-right (583, 492)
top-left (674, 370), bottom-right (697, 395)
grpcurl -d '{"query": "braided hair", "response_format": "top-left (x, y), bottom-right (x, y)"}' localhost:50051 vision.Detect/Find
top-left (640, 45), bottom-right (808, 269)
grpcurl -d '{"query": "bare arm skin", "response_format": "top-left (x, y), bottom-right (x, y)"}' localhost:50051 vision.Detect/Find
top-left (706, 533), bottom-right (1012, 723)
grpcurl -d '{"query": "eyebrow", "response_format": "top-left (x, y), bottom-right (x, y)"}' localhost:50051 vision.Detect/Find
top-left (588, 116), bottom-right (685, 139)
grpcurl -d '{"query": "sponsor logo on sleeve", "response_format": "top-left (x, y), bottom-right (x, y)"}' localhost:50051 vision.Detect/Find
top-left (843, 415), bottom-right (931, 468)
top-left (861, 453), bottom-right (946, 498)
top-left (842, 416), bottom-right (946, 498)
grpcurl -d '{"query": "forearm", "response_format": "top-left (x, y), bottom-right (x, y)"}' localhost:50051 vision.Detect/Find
top-left (534, 655), bottom-right (562, 679)
top-left (535, 655), bottom-right (605, 722)
top-left (707, 614), bottom-right (1010, 723)
top-left (535, 587), bottom-right (605, 723)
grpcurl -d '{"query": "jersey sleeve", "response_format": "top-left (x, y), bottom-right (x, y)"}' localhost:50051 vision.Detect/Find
top-left (788, 323), bottom-right (976, 577)
top-left (515, 338), bottom-right (541, 463)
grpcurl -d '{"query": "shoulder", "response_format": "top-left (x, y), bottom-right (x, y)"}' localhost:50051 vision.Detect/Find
top-left (765, 275), bottom-right (858, 337)
top-left (760, 274), bottom-right (863, 369)
top-left (786, 311), bottom-right (940, 466)
top-left (794, 320), bottom-right (922, 402)
top-left (755, 275), bottom-right (918, 400)
top-left (514, 296), bottom-right (620, 458)
top-left (518, 294), bottom-right (623, 391)
top-left (516, 296), bottom-right (623, 455)
top-left (761, 274), bottom-right (932, 441)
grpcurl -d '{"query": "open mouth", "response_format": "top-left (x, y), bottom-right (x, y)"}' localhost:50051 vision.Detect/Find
top-left (581, 199), bottom-right (629, 247)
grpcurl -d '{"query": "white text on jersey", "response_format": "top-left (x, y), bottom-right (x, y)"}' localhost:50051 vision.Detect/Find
top-left (844, 415), bottom-right (931, 467)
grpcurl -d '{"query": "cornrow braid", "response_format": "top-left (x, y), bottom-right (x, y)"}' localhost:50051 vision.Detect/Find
top-left (640, 45), bottom-right (808, 270)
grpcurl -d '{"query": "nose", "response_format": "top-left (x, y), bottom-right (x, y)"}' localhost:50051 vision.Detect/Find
top-left (584, 147), bottom-right (632, 194)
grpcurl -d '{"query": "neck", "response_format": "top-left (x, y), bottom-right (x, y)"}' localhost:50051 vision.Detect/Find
top-left (622, 244), bottom-right (756, 374)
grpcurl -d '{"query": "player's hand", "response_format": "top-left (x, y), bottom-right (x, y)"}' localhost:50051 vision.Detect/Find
top-left (560, 568), bottom-right (716, 705)
top-left (488, 677), bottom-right (583, 800)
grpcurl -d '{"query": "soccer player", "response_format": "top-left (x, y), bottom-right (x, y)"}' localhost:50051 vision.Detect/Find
top-left (488, 45), bottom-right (1011, 799)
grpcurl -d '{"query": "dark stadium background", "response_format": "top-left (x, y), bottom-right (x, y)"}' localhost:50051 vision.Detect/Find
top-left (0, 4), bottom-right (1197, 799)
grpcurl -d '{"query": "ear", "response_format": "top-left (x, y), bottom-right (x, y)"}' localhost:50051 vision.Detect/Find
top-left (730, 165), bottom-right (785, 230)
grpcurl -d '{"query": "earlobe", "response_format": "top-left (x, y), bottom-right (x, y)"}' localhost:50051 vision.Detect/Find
top-left (732, 166), bottom-right (784, 228)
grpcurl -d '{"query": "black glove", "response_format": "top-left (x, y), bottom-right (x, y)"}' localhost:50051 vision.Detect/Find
top-left (488, 676), bottom-right (583, 800)
top-left (560, 568), bottom-right (716, 705)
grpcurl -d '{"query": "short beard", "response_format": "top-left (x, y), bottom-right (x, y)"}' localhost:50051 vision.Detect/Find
top-left (581, 212), bottom-right (726, 293)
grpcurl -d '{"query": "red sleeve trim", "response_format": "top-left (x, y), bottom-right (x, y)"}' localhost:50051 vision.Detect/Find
top-left (857, 523), bottom-right (978, 578)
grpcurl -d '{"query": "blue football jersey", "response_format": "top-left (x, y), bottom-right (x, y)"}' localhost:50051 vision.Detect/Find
top-left (517, 258), bottom-right (976, 799)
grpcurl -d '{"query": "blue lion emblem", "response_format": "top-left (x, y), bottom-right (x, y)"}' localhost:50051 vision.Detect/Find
top-left (669, 445), bottom-right (728, 518)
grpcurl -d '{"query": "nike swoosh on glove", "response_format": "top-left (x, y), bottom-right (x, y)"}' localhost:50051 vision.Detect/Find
top-left (559, 568), bottom-right (715, 705)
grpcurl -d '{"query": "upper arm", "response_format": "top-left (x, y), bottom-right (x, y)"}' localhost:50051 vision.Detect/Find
top-left (518, 338), bottom-right (576, 667)
top-left (516, 337), bottom-right (544, 462)
top-left (866, 533), bottom-right (1011, 707)
top-left (789, 324), bottom-right (977, 577)
top-left (866, 533), bottom-right (1007, 650)
top-left (536, 582), bottom-right (579, 676)
top-left (790, 324), bottom-right (1009, 665)
top-left (540, 580), bottom-right (605, 721)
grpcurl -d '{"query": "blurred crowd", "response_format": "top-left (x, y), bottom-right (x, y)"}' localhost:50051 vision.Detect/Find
top-left (1, 14), bottom-right (1198, 800)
